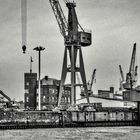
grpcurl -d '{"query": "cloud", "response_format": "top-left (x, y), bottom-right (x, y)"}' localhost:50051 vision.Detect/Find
top-left (0, 0), bottom-right (140, 100)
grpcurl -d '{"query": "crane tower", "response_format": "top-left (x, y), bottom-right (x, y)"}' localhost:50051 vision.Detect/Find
top-left (49, 0), bottom-right (92, 106)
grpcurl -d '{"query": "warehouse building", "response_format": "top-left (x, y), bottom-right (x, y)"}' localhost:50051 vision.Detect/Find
top-left (76, 95), bottom-right (136, 108)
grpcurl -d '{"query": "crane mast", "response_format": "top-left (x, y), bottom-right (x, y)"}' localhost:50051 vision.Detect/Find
top-left (119, 64), bottom-right (125, 90)
top-left (129, 43), bottom-right (136, 76)
top-left (119, 65), bottom-right (124, 81)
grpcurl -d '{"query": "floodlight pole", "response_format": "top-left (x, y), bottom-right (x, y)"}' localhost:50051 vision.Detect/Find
top-left (33, 46), bottom-right (45, 110)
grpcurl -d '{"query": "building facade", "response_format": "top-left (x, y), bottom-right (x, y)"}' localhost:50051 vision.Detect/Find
top-left (37, 76), bottom-right (71, 110)
top-left (98, 87), bottom-right (114, 99)
top-left (24, 74), bottom-right (71, 110)
top-left (24, 73), bottom-right (37, 110)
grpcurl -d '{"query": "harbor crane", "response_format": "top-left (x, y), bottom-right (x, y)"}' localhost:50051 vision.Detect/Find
top-left (87, 69), bottom-right (96, 96)
top-left (120, 43), bottom-right (138, 90)
top-left (119, 65), bottom-right (125, 90)
top-left (0, 90), bottom-right (12, 107)
top-left (76, 69), bottom-right (96, 96)
top-left (49, 0), bottom-right (92, 106)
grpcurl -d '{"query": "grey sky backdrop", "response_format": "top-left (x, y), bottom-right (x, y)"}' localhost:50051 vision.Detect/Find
top-left (0, 0), bottom-right (140, 101)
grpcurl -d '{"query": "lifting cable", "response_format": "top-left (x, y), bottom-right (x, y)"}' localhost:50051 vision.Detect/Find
top-left (21, 0), bottom-right (27, 53)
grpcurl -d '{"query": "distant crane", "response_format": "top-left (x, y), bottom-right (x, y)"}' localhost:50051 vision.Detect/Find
top-left (0, 90), bottom-right (12, 107)
top-left (76, 69), bottom-right (96, 97)
top-left (119, 65), bottom-right (125, 90)
top-left (120, 43), bottom-right (138, 90)
top-left (49, 0), bottom-right (92, 106)
top-left (87, 69), bottom-right (96, 96)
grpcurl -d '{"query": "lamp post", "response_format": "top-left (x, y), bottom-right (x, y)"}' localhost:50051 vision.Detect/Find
top-left (33, 46), bottom-right (45, 110)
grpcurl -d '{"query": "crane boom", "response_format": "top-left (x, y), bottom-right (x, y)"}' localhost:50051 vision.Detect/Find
top-left (125, 43), bottom-right (137, 89)
top-left (49, 0), bottom-right (68, 38)
top-left (0, 90), bottom-right (11, 102)
top-left (119, 65), bottom-right (124, 81)
top-left (89, 69), bottom-right (96, 91)
top-left (129, 43), bottom-right (136, 76)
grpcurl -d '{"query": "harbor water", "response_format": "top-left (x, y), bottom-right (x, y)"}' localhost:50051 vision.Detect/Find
top-left (0, 126), bottom-right (140, 140)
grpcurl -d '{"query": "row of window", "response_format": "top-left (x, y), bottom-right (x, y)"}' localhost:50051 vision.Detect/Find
top-left (61, 97), bottom-right (70, 103)
top-left (25, 89), bottom-right (71, 96)
top-left (26, 96), bottom-right (70, 104)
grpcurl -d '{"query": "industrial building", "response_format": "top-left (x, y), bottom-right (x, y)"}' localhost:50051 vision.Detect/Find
top-left (76, 95), bottom-right (136, 108)
top-left (24, 73), bottom-right (71, 110)
top-left (98, 87), bottom-right (114, 99)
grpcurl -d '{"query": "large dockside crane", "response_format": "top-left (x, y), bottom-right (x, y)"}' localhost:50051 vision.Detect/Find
top-left (119, 43), bottom-right (138, 90)
top-left (49, 0), bottom-right (92, 106)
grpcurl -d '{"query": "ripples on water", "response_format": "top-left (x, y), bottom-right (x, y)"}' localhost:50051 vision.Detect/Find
top-left (0, 127), bottom-right (140, 140)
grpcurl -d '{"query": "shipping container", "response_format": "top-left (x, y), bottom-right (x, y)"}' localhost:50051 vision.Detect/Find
top-left (116, 112), bottom-right (124, 121)
top-left (133, 112), bottom-right (137, 121)
top-left (95, 112), bottom-right (108, 121)
top-left (124, 112), bottom-right (132, 121)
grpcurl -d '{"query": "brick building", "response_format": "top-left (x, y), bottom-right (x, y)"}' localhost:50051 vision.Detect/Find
top-left (24, 73), bottom-right (37, 110)
top-left (24, 74), bottom-right (71, 110)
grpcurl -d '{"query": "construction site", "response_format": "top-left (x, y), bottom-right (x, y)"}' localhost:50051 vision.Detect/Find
top-left (0, 0), bottom-right (140, 129)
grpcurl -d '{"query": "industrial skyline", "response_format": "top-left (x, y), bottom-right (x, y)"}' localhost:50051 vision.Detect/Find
top-left (0, 0), bottom-right (140, 101)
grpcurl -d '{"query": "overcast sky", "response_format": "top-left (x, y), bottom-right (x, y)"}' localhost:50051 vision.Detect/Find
top-left (0, 0), bottom-right (140, 101)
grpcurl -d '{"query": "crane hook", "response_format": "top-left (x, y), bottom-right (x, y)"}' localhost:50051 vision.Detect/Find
top-left (22, 45), bottom-right (26, 54)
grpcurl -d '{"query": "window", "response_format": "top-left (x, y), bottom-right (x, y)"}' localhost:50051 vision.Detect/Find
top-left (26, 82), bottom-right (29, 86)
top-left (49, 89), bottom-right (52, 94)
top-left (49, 97), bottom-right (52, 103)
top-left (61, 97), bottom-right (64, 103)
top-left (68, 91), bottom-right (71, 95)
top-left (42, 106), bottom-right (46, 109)
top-left (43, 96), bottom-right (46, 102)
top-left (68, 97), bottom-right (70, 103)
top-left (26, 97), bottom-right (29, 102)
top-left (55, 97), bottom-right (57, 102)
top-left (52, 89), bottom-right (55, 94)
top-left (25, 89), bottom-right (29, 94)
top-left (55, 89), bottom-right (58, 94)
top-left (52, 97), bottom-right (54, 102)
top-left (65, 97), bottom-right (67, 103)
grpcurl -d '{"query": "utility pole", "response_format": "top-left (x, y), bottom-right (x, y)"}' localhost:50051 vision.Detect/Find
top-left (33, 46), bottom-right (45, 110)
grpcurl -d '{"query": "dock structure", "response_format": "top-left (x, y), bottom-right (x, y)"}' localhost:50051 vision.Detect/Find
top-left (0, 107), bottom-right (138, 129)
